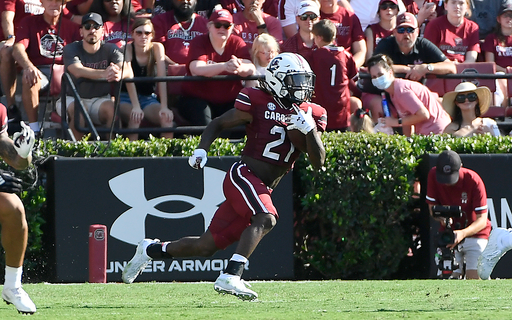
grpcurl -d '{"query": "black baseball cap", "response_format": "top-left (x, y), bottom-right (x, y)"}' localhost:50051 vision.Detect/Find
top-left (82, 12), bottom-right (103, 26)
top-left (500, 0), bottom-right (512, 15)
top-left (436, 150), bottom-right (461, 185)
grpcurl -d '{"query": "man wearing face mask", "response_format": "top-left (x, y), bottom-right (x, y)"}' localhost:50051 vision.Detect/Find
top-left (367, 54), bottom-right (450, 135)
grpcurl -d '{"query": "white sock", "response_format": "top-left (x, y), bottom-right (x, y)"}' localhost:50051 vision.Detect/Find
top-left (230, 254), bottom-right (248, 264)
top-left (29, 122), bottom-right (40, 132)
top-left (4, 266), bottom-right (22, 289)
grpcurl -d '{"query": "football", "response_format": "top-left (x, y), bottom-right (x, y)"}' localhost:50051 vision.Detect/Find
top-left (287, 129), bottom-right (308, 153)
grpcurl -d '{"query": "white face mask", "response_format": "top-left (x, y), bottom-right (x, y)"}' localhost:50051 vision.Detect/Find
top-left (372, 73), bottom-right (393, 90)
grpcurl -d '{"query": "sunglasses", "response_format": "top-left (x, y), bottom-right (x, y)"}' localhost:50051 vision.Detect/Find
top-left (455, 92), bottom-right (478, 103)
top-left (135, 30), bottom-right (152, 36)
top-left (299, 13), bottom-right (318, 21)
top-left (396, 26), bottom-right (416, 34)
top-left (379, 3), bottom-right (398, 10)
top-left (213, 22), bottom-right (232, 29)
top-left (82, 23), bottom-right (102, 30)
top-left (502, 12), bottom-right (512, 19)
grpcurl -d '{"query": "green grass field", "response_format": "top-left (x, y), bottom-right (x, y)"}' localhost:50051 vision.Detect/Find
top-left (1, 280), bottom-right (511, 319)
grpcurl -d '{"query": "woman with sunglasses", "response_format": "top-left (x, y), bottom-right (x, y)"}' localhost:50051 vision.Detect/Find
top-left (177, 9), bottom-right (255, 126)
top-left (367, 54), bottom-right (451, 135)
top-left (442, 82), bottom-right (500, 137)
top-left (424, 0), bottom-right (479, 63)
top-left (119, 18), bottom-right (174, 140)
top-left (365, 0), bottom-right (399, 62)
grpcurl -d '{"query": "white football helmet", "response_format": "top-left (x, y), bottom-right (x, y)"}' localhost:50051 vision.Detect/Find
top-left (261, 52), bottom-right (315, 107)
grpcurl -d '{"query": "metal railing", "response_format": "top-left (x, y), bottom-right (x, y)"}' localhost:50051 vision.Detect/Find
top-left (60, 73), bottom-right (264, 141)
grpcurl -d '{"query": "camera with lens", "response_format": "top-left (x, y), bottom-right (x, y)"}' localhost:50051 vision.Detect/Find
top-left (432, 205), bottom-right (464, 279)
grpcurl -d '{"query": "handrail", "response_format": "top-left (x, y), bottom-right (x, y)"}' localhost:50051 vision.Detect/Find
top-left (59, 73), bottom-right (262, 140)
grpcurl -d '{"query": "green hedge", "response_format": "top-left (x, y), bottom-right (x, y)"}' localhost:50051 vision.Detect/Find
top-left (5, 133), bottom-right (512, 281)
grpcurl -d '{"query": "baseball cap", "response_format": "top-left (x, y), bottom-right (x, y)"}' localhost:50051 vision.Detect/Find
top-left (500, 0), bottom-right (512, 15)
top-left (396, 12), bottom-right (418, 29)
top-left (379, 0), bottom-right (398, 5)
top-left (436, 150), bottom-right (461, 185)
top-left (297, 0), bottom-right (320, 16)
top-left (82, 12), bottom-right (103, 26)
top-left (209, 9), bottom-right (233, 24)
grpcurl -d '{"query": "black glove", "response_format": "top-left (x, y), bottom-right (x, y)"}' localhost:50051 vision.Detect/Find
top-left (0, 169), bottom-right (22, 194)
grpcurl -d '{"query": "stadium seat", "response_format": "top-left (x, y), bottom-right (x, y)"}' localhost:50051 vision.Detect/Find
top-left (444, 62), bottom-right (497, 94)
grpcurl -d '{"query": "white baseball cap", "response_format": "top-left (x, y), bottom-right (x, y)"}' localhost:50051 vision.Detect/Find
top-left (297, 0), bottom-right (320, 16)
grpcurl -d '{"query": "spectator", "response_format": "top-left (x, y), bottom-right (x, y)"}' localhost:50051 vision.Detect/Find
top-left (0, 0), bottom-right (44, 123)
top-left (177, 9), bottom-right (255, 126)
top-left (12, 0), bottom-right (80, 134)
top-left (483, 1), bottom-right (512, 107)
top-left (319, 0), bottom-right (367, 68)
top-left (365, 0), bottom-right (399, 62)
top-left (194, 0), bottom-right (221, 20)
top-left (442, 82), bottom-right (500, 137)
top-left (152, 0), bottom-right (208, 65)
top-left (232, 0), bottom-right (283, 45)
top-left (467, 0), bottom-right (502, 40)
top-left (424, 0), bottom-right (480, 64)
top-left (251, 33), bottom-right (280, 74)
top-left (90, 0), bottom-right (134, 47)
top-left (350, 0), bottom-right (406, 31)
top-left (245, 33), bottom-right (279, 87)
top-left (427, 150), bottom-right (491, 279)
top-left (403, 0), bottom-right (443, 36)
top-left (367, 54), bottom-right (451, 135)
top-left (280, 0), bottom-right (319, 62)
top-left (58, 12), bottom-right (125, 140)
top-left (220, 0), bottom-right (279, 18)
top-left (0, 114), bottom-right (37, 314)
top-left (119, 18), bottom-right (174, 140)
top-left (374, 12), bottom-right (456, 80)
top-left (350, 108), bottom-right (375, 133)
top-left (310, 19), bottom-right (360, 131)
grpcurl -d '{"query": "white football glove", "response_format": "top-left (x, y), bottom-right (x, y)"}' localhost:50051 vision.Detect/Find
top-left (285, 106), bottom-right (316, 135)
top-left (13, 122), bottom-right (35, 159)
top-left (188, 148), bottom-right (207, 169)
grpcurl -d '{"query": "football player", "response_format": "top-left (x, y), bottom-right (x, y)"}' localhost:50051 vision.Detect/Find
top-left (0, 106), bottom-right (37, 314)
top-left (123, 52), bottom-right (327, 300)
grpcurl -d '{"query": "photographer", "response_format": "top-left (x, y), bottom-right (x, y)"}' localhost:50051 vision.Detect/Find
top-left (426, 150), bottom-right (491, 279)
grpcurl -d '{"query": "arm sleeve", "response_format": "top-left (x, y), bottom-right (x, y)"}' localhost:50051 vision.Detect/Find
top-left (110, 44), bottom-right (125, 65)
top-left (152, 14), bottom-right (167, 43)
top-left (264, 16), bottom-right (283, 42)
top-left (3, 0), bottom-right (15, 12)
top-left (350, 13), bottom-right (365, 42)
top-left (423, 20), bottom-right (440, 46)
top-left (473, 173), bottom-right (488, 214)
top-left (280, 0), bottom-right (297, 27)
top-left (234, 88), bottom-right (252, 112)
top-left (426, 168), bottom-right (438, 204)
top-left (14, 17), bottom-right (30, 48)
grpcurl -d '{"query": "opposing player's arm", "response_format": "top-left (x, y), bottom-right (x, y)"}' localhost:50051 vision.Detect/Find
top-left (0, 132), bottom-right (31, 170)
top-left (197, 108), bottom-right (252, 151)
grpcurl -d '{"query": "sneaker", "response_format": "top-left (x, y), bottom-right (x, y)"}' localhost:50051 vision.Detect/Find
top-left (122, 238), bottom-right (159, 284)
top-left (6, 105), bottom-right (21, 123)
top-left (214, 273), bottom-right (258, 301)
top-left (478, 228), bottom-right (512, 280)
top-left (2, 287), bottom-right (36, 314)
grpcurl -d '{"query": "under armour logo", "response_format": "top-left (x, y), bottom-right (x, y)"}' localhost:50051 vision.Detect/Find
top-left (109, 167), bottom-right (226, 245)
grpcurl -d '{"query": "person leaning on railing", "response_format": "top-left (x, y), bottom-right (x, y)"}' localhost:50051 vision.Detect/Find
top-left (176, 9), bottom-right (255, 127)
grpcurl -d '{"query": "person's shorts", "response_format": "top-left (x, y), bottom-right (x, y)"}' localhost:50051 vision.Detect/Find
top-left (55, 95), bottom-right (112, 125)
top-left (455, 237), bottom-right (488, 271)
top-left (118, 92), bottom-right (159, 110)
top-left (208, 161), bottom-right (278, 249)
top-left (36, 65), bottom-right (52, 91)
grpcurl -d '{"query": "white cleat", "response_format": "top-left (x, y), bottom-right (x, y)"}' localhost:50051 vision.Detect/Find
top-left (122, 238), bottom-right (159, 284)
top-left (2, 287), bottom-right (36, 314)
top-left (478, 228), bottom-right (512, 280)
top-left (214, 273), bottom-right (258, 301)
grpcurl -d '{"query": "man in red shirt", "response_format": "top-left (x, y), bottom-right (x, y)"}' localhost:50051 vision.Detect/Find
top-left (12, 0), bottom-right (79, 134)
top-left (426, 150), bottom-right (491, 279)
top-left (319, 0), bottom-right (366, 68)
top-left (281, 0), bottom-right (319, 62)
top-left (177, 9), bottom-right (254, 126)
top-left (152, 0), bottom-right (208, 65)
top-left (122, 53), bottom-right (326, 300)
top-left (232, 0), bottom-right (283, 45)
top-left (310, 19), bottom-right (359, 131)
top-left (0, 0), bottom-right (44, 123)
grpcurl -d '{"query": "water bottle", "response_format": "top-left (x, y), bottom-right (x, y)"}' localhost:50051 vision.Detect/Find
top-left (381, 92), bottom-right (390, 117)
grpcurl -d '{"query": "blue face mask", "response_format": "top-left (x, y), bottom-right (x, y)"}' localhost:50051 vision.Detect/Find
top-left (372, 73), bottom-right (393, 90)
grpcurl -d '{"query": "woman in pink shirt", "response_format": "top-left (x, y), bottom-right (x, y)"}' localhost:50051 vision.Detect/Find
top-left (367, 54), bottom-right (451, 135)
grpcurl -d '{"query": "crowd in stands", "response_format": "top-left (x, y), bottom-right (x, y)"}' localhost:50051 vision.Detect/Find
top-left (1, 0), bottom-right (512, 139)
